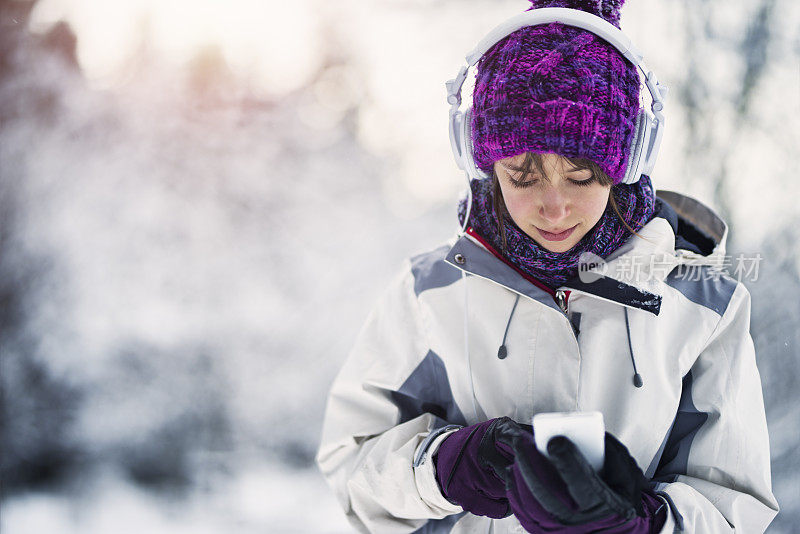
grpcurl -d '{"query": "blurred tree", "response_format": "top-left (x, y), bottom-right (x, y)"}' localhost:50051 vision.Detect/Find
top-left (0, 0), bottom-right (84, 496)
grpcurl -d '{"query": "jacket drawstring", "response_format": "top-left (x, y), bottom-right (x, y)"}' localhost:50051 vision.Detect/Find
top-left (497, 294), bottom-right (520, 360)
top-left (625, 308), bottom-right (644, 388)
top-left (497, 294), bottom-right (643, 388)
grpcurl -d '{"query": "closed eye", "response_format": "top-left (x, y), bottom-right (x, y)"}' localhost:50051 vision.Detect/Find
top-left (508, 175), bottom-right (597, 189)
top-left (508, 175), bottom-right (538, 188)
top-left (569, 176), bottom-right (597, 187)
top-left (499, 162), bottom-right (596, 188)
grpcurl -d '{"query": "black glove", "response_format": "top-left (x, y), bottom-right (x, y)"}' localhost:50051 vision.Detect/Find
top-left (483, 423), bottom-right (668, 532)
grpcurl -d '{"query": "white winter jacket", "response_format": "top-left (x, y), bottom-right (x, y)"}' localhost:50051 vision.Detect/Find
top-left (316, 191), bottom-right (779, 533)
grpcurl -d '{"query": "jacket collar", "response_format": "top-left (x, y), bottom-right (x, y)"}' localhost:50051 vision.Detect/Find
top-left (593, 190), bottom-right (727, 289)
top-left (445, 233), bottom-right (567, 315)
top-left (444, 190), bottom-right (727, 316)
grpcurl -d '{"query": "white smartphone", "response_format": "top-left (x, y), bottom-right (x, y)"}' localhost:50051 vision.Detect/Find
top-left (532, 411), bottom-right (605, 471)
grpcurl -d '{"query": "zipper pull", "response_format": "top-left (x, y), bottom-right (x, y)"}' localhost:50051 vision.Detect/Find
top-left (555, 289), bottom-right (569, 314)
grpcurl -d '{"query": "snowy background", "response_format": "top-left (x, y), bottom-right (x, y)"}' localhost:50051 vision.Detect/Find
top-left (1, 0), bottom-right (798, 532)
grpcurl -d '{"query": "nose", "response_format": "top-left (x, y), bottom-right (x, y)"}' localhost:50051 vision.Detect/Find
top-left (539, 186), bottom-right (569, 224)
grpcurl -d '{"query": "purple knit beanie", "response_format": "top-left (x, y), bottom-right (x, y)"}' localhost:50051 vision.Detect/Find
top-left (471, 0), bottom-right (640, 183)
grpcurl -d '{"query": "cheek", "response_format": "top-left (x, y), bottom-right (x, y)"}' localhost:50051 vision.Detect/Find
top-left (576, 190), bottom-right (610, 222)
top-left (504, 193), bottom-right (533, 217)
top-left (500, 188), bottom-right (539, 224)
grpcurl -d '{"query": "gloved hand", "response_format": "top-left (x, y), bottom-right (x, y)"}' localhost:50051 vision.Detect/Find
top-left (486, 423), bottom-right (668, 533)
top-left (432, 416), bottom-right (529, 518)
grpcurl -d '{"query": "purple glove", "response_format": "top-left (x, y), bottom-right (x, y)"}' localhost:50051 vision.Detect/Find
top-left (487, 423), bottom-right (668, 533)
top-left (433, 417), bottom-right (526, 518)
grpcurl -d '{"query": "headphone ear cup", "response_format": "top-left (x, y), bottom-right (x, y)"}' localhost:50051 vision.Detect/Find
top-left (449, 108), bottom-right (465, 171)
top-left (463, 106), bottom-right (475, 171)
top-left (462, 107), bottom-right (490, 180)
top-left (622, 110), bottom-right (649, 184)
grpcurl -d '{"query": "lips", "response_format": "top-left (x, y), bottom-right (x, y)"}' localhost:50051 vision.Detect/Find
top-left (536, 224), bottom-right (577, 241)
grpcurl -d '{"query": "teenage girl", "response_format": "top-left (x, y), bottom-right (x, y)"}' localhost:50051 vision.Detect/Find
top-left (316, 1), bottom-right (779, 532)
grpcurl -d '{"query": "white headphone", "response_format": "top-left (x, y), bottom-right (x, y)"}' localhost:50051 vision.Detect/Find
top-left (447, 7), bottom-right (669, 192)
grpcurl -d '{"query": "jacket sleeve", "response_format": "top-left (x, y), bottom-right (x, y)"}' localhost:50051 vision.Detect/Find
top-left (315, 263), bottom-right (467, 533)
top-left (652, 280), bottom-right (780, 533)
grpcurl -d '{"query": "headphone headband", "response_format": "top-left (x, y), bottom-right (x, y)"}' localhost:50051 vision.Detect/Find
top-left (467, 8), bottom-right (640, 67)
top-left (446, 7), bottom-right (668, 190)
top-left (447, 8), bottom-right (666, 111)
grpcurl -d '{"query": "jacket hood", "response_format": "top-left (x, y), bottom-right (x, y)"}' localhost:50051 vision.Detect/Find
top-left (657, 190), bottom-right (727, 257)
top-left (591, 190), bottom-right (728, 295)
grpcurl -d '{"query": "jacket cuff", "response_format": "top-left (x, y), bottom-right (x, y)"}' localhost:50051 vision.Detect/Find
top-left (650, 493), bottom-right (674, 533)
top-left (652, 483), bottom-right (683, 533)
top-left (413, 426), bottom-right (464, 514)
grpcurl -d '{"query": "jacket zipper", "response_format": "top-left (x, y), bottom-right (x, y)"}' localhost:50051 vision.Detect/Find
top-left (555, 289), bottom-right (569, 315)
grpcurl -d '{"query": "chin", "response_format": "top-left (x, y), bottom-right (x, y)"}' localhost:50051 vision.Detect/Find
top-left (544, 243), bottom-right (574, 253)
top-left (540, 234), bottom-right (581, 253)
top-left (529, 236), bottom-right (573, 253)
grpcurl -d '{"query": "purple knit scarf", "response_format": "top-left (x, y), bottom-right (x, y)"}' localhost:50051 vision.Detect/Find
top-left (457, 175), bottom-right (657, 289)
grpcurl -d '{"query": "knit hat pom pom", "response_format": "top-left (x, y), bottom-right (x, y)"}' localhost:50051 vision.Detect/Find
top-left (526, 0), bottom-right (625, 28)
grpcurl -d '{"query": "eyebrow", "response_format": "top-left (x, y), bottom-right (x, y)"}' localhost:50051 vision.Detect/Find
top-left (499, 162), bottom-right (590, 174)
top-left (499, 162), bottom-right (534, 174)
top-left (498, 162), bottom-right (521, 171)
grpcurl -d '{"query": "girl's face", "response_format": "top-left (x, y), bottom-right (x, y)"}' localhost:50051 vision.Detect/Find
top-left (493, 152), bottom-right (611, 253)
